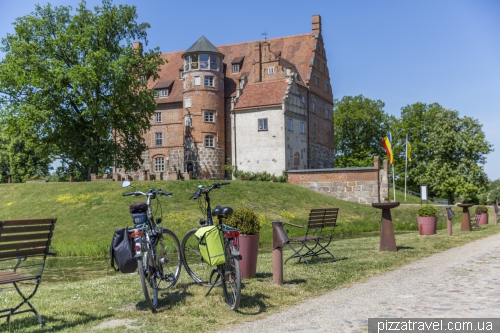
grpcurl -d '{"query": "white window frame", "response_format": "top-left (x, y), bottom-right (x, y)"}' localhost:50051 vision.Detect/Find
top-left (155, 132), bottom-right (163, 146)
top-left (232, 64), bottom-right (240, 73)
top-left (287, 118), bottom-right (293, 131)
top-left (160, 89), bottom-right (168, 97)
top-left (155, 112), bottom-right (162, 123)
top-left (204, 135), bottom-right (215, 148)
top-left (204, 76), bottom-right (214, 87)
top-left (258, 118), bottom-right (268, 131)
top-left (268, 67), bottom-right (275, 74)
top-left (300, 122), bottom-right (305, 134)
top-left (185, 97), bottom-right (192, 108)
top-left (204, 111), bottom-right (215, 123)
top-left (154, 157), bottom-right (165, 172)
top-left (194, 76), bottom-right (201, 86)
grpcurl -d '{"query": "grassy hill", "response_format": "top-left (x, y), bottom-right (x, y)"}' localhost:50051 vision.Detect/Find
top-left (0, 180), bottom-right (461, 256)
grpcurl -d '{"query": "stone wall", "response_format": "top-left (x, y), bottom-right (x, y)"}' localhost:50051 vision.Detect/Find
top-left (287, 156), bottom-right (389, 204)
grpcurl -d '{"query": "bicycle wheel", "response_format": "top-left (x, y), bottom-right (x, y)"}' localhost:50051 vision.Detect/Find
top-left (221, 247), bottom-right (241, 311)
top-left (181, 228), bottom-right (220, 286)
top-left (137, 246), bottom-right (158, 312)
top-left (155, 228), bottom-right (182, 290)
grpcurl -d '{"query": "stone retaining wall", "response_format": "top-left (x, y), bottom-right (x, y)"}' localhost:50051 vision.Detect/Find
top-left (287, 156), bottom-right (389, 204)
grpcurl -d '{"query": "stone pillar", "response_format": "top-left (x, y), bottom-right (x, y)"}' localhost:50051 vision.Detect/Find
top-left (7, 175), bottom-right (12, 183)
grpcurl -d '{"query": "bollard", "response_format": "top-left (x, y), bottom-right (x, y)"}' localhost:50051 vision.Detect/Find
top-left (494, 203), bottom-right (499, 226)
top-left (446, 207), bottom-right (455, 236)
top-left (272, 220), bottom-right (290, 285)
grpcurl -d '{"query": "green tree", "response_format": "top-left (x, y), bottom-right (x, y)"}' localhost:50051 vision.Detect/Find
top-left (334, 95), bottom-right (391, 167)
top-left (415, 109), bottom-right (492, 204)
top-left (392, 102), bottom-right (441, 192)
top-left (0, 0), bottom-right (164, 181)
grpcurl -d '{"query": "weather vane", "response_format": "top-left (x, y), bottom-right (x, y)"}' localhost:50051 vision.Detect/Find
top-left (262, 29), bottom-right (268, 40)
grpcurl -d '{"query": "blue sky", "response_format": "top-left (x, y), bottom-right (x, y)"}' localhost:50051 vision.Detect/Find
top-left (2, 0), bottom-right (499, 180)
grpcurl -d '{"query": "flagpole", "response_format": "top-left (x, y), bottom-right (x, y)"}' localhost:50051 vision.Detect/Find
top-left (392, 164), bottom-right (396, 202)
top-left (404, 134), bottom-right (408, 203)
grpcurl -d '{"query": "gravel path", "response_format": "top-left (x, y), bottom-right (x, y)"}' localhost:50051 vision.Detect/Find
top-left (218, 232), bottom-right (500, 333)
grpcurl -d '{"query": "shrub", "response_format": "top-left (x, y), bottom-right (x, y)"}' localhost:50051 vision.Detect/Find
top-left (417, 205), bottom-right (438, 217)
top-left (225, 209), bottom-right (261, 235)
top-left (476, 205), bottom-right (488, 214)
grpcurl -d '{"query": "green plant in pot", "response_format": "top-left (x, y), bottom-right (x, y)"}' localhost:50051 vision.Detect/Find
top-left (476, 205), bottom-right (489, 225)
top-left (417, 205), bottom-right (438, 235)
top-left (226, 209), bottom-right (261, 279)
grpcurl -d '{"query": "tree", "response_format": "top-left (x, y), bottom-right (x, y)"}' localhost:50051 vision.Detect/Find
top-left (0, 0), bottom-right (164, 181)
top-left (415, 108), bottom-right (492, 204)
top-left (334, 95), bottom-right (391, 167)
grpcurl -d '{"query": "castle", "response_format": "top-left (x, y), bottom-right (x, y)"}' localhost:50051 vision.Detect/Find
top-left (114, 15), bottom-right (334, 181)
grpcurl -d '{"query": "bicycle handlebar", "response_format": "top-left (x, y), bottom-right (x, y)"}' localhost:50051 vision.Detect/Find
top-left (122, 189), bottom-right (173, 197)
top-left (190, 182), bottom-right (230, 200)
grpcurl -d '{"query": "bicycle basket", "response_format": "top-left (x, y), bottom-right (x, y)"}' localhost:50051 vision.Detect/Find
top-left (195, 226), bottom-right (226, 266)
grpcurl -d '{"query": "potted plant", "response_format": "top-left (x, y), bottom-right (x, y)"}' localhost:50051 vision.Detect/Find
top-left (226, 209), bottom-right (261, 279)
top-left (417, 205), bottom-right (438, 235)
top-left (476, 205), bottom-right (489, 225)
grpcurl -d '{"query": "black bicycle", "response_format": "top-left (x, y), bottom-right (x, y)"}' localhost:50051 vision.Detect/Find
top-left (122, 180), bottom-right (182, 312)
top-left (180, 182), bottom-right (242, 310)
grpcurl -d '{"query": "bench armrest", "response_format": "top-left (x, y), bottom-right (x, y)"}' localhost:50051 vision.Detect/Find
top-left (282, 222), bottom-right (304, 228)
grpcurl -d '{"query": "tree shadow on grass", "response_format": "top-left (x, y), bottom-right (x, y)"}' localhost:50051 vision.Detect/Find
top-left (396, 246), bottom-right (415, 250)
top-left (2, 312), bottom-right (113, 333)
top-left (235, 292), bottom-right (270, 315)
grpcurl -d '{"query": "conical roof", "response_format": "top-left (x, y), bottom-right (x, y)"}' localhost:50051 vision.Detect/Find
top-left (182, 36), bottom-right (223, 57)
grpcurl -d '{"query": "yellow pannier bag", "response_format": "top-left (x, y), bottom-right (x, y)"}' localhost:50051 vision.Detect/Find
top-left (195, 226), bottom-right (226, 266)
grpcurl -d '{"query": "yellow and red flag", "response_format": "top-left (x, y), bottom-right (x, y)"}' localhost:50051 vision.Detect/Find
top-left (382, 136), bottom-right (393, 164)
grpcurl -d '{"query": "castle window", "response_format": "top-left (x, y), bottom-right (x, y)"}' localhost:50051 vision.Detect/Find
top-left (194, 76), bottom-right (201, 86)
top-left (316, 58), bottom-right (320, 68)
top-left (204, 135), bottom-right (215, 148)
top-left (312, 101), bottom-right (316, 113)
top-left (159, 89), bottom-right (168, 97)
top-left (204, 111), bottom-right (215, 123)
top-left (289, 148), bottom-right (293, 157)
top-left (268, 67), bottom-right (275, 74)
top-left (155, 112), bottom-right (162, 123)
top-left (204, 76), bottom-right (214, 87)
top-left (185, 137), bottom-right (191, 149)
top-left (155, 132), bottom-right (163, 146)
top-left (179, 70), bottom-right (184, 79)
top-left (325, 109), bottom-right (329, 120)
top-left (232, 64), bottom-right (240, 73)
top-left (300, 122), bottom-right (306, 134)
top-left (312, 123), bottom-right (317, 139)
top-left (258, 118), bottom-right (268, 131)
top-left (287, 118), bottom-right (293, 131)
top-left (184, 97), bottom-right (192, 108)
top-left (322, 63), bottom-right (325, 73)
top-left (314, 75), bottom-right (319, 86)
top-left (154, 157), bottom-right (165, 172)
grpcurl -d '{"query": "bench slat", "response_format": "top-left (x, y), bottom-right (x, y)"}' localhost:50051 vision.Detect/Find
top-left (0, 240), bottom-right (49, 252)
top-left (0, 232), bottom-right (51, 243)
top-left (1, 225), bottom-right (54, 234)
top-left (0, 247), bottom-right (47, 260)
top-left (0, 272), bottom-right (37, 285)
top-left (1, 218), bottom-right (55, 227)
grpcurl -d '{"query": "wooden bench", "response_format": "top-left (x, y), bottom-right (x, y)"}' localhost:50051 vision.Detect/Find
top-left (0, 218), bottom-right (57, 327)
top-left (283, 208), bottom-right (339, 265)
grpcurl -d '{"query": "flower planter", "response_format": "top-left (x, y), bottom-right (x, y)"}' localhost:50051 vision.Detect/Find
top-left (238, 234), bottom-right (259, 279)
top-left (478, 213), bottom-right (489, 225)
top-left (417, 216), bottom-right (437, 235)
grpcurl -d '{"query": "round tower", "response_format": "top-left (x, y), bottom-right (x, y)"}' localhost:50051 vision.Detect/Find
top-left (182, 36), bottom-right (225, 179)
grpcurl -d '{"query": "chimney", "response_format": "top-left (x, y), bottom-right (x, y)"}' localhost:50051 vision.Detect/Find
top-left (312, 15), bottom-right (321, 35)
top-left (254, 42), bottom-right (262, 82)
top-left (133, 42), bottom-right (143, 56)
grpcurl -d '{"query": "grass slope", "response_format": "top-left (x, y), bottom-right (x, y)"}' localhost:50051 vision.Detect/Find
top-left (1, 180), bottom-right (464, 256)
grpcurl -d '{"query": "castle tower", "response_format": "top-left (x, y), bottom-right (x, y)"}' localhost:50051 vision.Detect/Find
top-left (182, 36), bottom-right (226, 179)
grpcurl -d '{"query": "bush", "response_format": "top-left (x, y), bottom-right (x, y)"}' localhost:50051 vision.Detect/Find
top-left (225, 209), bottom-right (261, 235)
top-left (417, 205), bottom-right (438, 217)
top-left (476, 205), bottom-right (488, 214)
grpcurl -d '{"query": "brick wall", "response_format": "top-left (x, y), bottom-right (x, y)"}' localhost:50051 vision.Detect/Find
top-left (287, 156), bottom-right (389, 204)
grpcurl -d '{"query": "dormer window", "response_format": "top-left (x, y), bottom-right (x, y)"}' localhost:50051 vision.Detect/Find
top-left (160, 89), bottom-right (168, 97)
top-left (232, 64), bottom-right (240, 73)
top-left (231, 57), bottom-right (244, 74)
top-left (268, 67), bottom-right (275, 74)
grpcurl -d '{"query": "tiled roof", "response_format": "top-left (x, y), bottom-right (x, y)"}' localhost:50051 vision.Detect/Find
top-left (153, 80), bottom-right (173, 89)
top-left (183, 36), bottom-right (223, 56)
top-left (234, 80), bottom-right (288, 110)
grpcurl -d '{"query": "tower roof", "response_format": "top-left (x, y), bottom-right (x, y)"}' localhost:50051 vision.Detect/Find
top-left (183, 36), bottom-right (223, 57)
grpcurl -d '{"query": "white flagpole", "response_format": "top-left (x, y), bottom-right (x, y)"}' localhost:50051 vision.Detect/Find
top-left (405, 134), bottom-right (408, 203)
top-left (392, 164), bottom-right (396, 202)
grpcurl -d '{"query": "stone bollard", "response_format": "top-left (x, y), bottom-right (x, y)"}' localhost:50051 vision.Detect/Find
top-left (446, 207), bottom-right (455, 236)
top-left (272, 220), bottom-right (290, 285)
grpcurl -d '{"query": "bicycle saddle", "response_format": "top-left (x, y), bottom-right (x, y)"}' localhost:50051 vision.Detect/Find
top-left (212, 205), bottom-right (233, 216)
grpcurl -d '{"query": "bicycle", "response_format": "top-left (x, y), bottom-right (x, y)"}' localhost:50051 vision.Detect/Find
top-left (180, 182), bottom-right (242, 310)
top-left (121, 180), bottom-right (182, 312)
